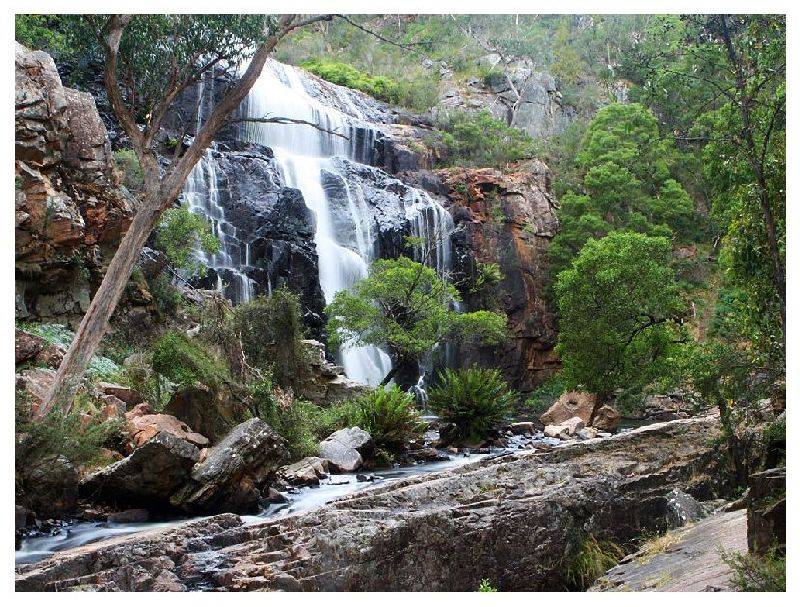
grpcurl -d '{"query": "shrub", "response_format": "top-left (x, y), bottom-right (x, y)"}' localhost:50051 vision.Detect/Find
top-left (524, 373), bottom-right (567, 416)
top-left (151, 331), bottom-right (230, 391)
top-left (231, 289), bottom-right (310, 390)
top-left (113, 148), bottom-right (144, 192)
top-left (428, 367), bottom-right (517, 443)
top-left (477, 579), bottom-right (498, 592)
top-left (251, 380), bottom-right (322, 461)
top-left (301, 59), bottom-right (400, 104)
top-left (435, 110), bottom-right (535, 167)
top-left (565, 535), bottom-right (624, 590)
top-left (721, 548), bottom-right (785, 592)
top-left (15, 392), bottom-right (123, 468)
top-left (345, 386), bottom-right (425, 453)
top-left (155, 206), bottom-right (220, 278)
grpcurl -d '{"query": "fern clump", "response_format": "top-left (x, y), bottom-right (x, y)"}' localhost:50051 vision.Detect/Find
top-left (428, 367), bottom-right (516, 443)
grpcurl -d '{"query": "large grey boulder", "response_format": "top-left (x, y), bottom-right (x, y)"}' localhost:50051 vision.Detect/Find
top-left (279, 456), bottom-right (330, 487)
top-left (318, 427), bottom-right (374, 472)
top-left (170, 418), bottom-right (286, 515)
top-left (79, 432), bottom-right (200, 510)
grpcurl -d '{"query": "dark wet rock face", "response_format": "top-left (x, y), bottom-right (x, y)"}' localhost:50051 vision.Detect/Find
top-left (79, 432), bottom-right (201, 512)
top-left (18, 455), bottom-right (79, 520)
top-left (747, 466), bottom-right (786, 555)
top-left (17, 416), bottom-right (726, 592)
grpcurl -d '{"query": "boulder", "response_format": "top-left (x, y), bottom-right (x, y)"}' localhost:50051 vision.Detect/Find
top-left (170, 418), bottom-right (287, 514)
top-left (540, 391), bottom-right (597, 426)
top-left (544, 416), bottom-right (584, 439)
top-left (318, 427), bottom-right (374, 472)
top-left (80, 432), bottom-right (201, 510)
top-left (18, 454), bottom-right (78, 519)
top-left (124, 403), bottom-right (209, 450)
top-left (107, 509), bottom-right (150, 524)
top-left (15, 329), bottom-right (44, 364)
top-left (508, 421), bottom-right (537, 436)
top-left (164, 382), bottom-right (245, 443)
top-left (591, 405), bottom-right (622, 433)
top-left (15, 367), bottom-right (56, 413)
top-left (95, 382), bottom-right (143, 406)
top-left (747, 467), bottom-right (785, 555)
top-left (664, 488), bottom-right (707, 527)
top-left (279, 457), bottom-right (330, 487)
top-left (577, 427), bottom-right (598, 440)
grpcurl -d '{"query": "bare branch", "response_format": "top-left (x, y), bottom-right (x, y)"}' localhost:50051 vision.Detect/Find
top-left (230, 115), bottom-right (349, 139)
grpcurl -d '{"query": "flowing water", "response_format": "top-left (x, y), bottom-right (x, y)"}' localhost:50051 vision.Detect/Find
top-left (15, 453), bottom-right (488, 565)
top-left (240, 60), bottom-right (453, 386)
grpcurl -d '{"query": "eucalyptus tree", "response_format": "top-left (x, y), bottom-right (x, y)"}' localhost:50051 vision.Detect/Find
top-left (44, 14), bottom-right (333, 412)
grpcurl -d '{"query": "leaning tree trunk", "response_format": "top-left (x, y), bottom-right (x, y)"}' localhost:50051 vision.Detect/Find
top-left (42, 14), bottom-right (332, 413)
top-left (43, 205), bottom-right (163, 413)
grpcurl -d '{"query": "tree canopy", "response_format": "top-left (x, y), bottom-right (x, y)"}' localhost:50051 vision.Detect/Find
top-left (548, 103), bottom-right (696, 276)
top-left (555, 231), bottom-right (686, 401)
top-left (325, 256), bottom-right (507, 387)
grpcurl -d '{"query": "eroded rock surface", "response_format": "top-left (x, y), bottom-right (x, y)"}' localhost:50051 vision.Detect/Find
top-left (17, 416), bottom-right (724, 591)
top-left (15, 43), bottom-right (134, 321)
top-left (591, 510), bottom-right (747, 592)
top-left (438, 162), bottom-right (559, 392)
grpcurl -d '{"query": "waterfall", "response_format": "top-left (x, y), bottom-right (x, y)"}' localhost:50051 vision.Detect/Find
top-left (242, 60), bottom-right (391, 386)
top-left (185, 59), bottom-right (455, 387)
top-left (182, 76), bottom-right (256, 304)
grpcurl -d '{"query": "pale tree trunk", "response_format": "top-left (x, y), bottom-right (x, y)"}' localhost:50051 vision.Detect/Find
top-left (42, 14), bottom-right (331, 413)
top-left (46, 206), bottom-right (162, 412)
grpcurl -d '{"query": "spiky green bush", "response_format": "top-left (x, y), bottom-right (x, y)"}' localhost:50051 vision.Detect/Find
top-left (346, 386), bottom-right (425, 453)
top-left (721, 548), bottom-right (785, 592)
top-left (151, 331), bottom-right (230, 390)
top-left (428, 367), bottom-right (516, 442)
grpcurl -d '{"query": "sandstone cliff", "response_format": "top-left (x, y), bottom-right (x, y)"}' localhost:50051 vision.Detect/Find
top-left (15, 43), bottom-right (135, 322)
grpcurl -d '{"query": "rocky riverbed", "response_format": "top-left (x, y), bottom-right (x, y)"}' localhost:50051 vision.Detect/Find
top-left (16, 415), bottom-right (725, 591)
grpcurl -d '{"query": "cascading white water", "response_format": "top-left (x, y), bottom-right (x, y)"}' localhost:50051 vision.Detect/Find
top-left (185, 59), bottom-right (454, 387)
top-left (182, 77), bottom-right (255, 304)
top-left (242, 60), bottom-right (391, 385)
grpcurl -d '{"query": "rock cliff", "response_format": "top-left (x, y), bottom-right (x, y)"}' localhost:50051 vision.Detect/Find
top-left (15, 43), bottom-right (134, 322)
top-left (438, 160), bottom-right (560, 391)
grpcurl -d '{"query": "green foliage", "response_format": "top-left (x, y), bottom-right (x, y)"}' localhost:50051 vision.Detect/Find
top-left (251, 381), bottom-right (321, 461)
top-left (549, 103), bottom-right (696, 278)
top-left (18, 323), bottom-right (121, 382)
top-left (67, 15), bottom-right (278, 122)
top-left (155, 207), bottom-right (220, 278)
top-left (436, 110), bottom-right (535, 167)
top-left (344, 386), bottom-right (425, 454)
top-left (524, 373), bottom-right (567, 415)
top-left (428, 367), bottom-right (516, 443)
top-left (566, 535), bottom-right (624, 590)
top-left (555, 232), bottom-right (685, 399)
top-left (113, 148), bottom-right (144, 192)
top-left (231, 289), bottom-right (310, 390)
top-left (477, 579), bottom-right (498, 592)
top-left (15, 15), bottom-right (70, 55)
top-left (721, 548), bottom-right (785, 592)
top-left (301, 59), bottom-right (400, 104)
top-left (326, 257), bottom-right (506, 375)
top-left (16, 394), bottom-right (122, 468)
top-left (151, 331), bottom-right (230, 391)
top-left (625, 15), bottom-right (786, 365)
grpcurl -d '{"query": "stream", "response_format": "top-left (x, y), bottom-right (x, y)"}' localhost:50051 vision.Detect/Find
top-left (15, 450), bottom-right (491, 566)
